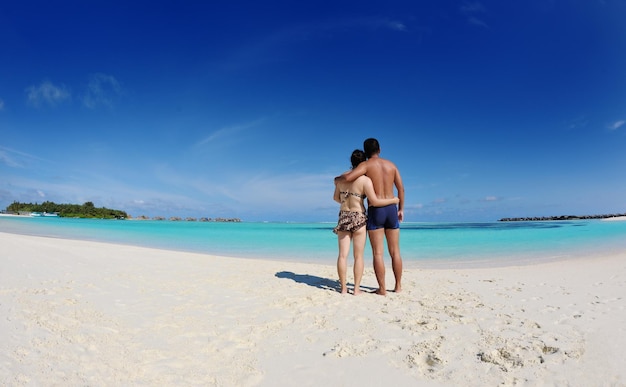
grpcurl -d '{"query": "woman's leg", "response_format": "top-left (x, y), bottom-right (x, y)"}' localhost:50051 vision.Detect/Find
top-left (336, 231), bottom-right (351, 294)
top-left (351, 226), bottom-right (367, 295)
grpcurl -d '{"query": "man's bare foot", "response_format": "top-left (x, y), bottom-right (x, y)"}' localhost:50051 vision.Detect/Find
top-left (370, 288), bottom-right (387, 296)
top-left (340, 287), bottom-right (348, 294)
top-left (393, 286), bottom-right (402, 293)
top-left (353, 288), bottom-right (363, 296)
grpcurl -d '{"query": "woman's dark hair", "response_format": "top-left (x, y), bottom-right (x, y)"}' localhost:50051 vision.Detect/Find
top-left (351, 149), bottom-right (366, 169)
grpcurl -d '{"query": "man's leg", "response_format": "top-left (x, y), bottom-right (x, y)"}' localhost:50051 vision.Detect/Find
top-left (368, 228), bottom-right (386, 295)
top-left (385, 228), bottom-right (402, 292)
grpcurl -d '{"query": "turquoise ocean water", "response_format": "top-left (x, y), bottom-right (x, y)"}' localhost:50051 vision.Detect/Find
top-left (2, 216), bottom-right (626, 268)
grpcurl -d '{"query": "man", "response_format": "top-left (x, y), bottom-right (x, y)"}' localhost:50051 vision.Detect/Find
top-left (335, 138), bottom-right (404, 295)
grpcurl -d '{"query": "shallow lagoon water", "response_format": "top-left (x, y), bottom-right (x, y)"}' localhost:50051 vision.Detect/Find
top-left (2, 216), bottom-right (625, 268)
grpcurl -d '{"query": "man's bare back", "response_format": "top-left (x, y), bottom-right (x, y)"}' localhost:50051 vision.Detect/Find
top-left (340, 154), bottom-right (404, 216)
top-left (362, 157), bottom-right (402, 208)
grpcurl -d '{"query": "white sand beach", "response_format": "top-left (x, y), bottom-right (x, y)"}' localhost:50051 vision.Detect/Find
top-left (1, 231), bottom-right (625, 386)
top-left (603, 216), bottom-right (626, 222)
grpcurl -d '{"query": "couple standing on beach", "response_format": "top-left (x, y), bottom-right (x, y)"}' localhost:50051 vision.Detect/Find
top-left (333, 138), bottom-right (404, 296)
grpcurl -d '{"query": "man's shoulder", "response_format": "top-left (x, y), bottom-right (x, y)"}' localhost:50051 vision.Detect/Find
top-left (375, 157), bottom-right (396, 168)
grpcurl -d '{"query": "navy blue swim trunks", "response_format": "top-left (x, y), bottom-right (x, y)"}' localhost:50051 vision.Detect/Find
top-left (367, 204), bottom-right (399, 230)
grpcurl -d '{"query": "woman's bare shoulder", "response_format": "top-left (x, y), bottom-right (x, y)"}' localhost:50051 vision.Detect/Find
top-left (350, 175), bottom-right (371, 193)
top-left (355, 175), bottom-right (372, 182)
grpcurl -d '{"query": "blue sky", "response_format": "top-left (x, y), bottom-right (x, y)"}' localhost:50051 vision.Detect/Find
top-left (1, 1), bottom-right (625, 222)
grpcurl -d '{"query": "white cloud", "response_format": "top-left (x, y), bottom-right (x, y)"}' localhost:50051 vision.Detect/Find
top-left (608, 120), bottom-right (625, 131)
top-left (460, 2), bottom-right (486, 13)
top-left (152, 160), bottom-right (334, 215)
top-left (2, 147), bottom-right (335, 220)
top-left (196, 118), bottom-right (265, 147)
top-left (298, 17), bottom-right (409, 35)
top-left (82, 73), bottom-right (122, 108)
top-left (221, 17), bottom-right (408, 71)
top-left (26, 81), bottom-right (70, 107)
top-left (334, 17), bottom-right (409, 33)
top-left (0, 146), bottom-right (47, 168)
top-left (0, 149), bottom-right (21, 167)
top-left (385, 20), bottom-right (407, 32)
top-left (484, 196), bottom-right (499, 201)
top-left (568, 116), bottom-right (588, 130)
top-left (468, 16), bottom-right (488, 28)
top-left (460, 1), bottom-right (489, 28)
top-left (242, 172), bottom-right (330, 205)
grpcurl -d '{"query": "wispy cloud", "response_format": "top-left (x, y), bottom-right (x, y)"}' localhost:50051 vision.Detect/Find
top-left (151, 161), bottom-right (333, 218)
top-left (567, 116), bottom-right (588, 130)
top-left (460, 1), bottom-right (487, 13)
top-left (241, 172), bottom-right (329, 204)
top-left (381, 20), bottom-right (407, 32)
top-left (467, 17), bottom-right (488, 28)
top-left (483, 195), bottom-right (499, 201)
top-left (0, 146), bottom-right (48, 168)
top-left (26, 81), bottom-right (70, 107)
top-left (0, 149), bottom-right (21, 168)
top-left (82, 73), bottom-right (122, 109)
top-left (196, 118), bottom-right (265, 147)
top-left (221, 17), bottom-right (408, 71)
top-left (608, 120), bottom-right (625, 131)
top-left (460, 1), bottom-right (489, 28)
top-left (295, 17), bottom-right (409, 36)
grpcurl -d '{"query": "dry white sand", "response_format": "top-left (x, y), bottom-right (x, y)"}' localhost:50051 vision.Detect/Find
top-left (603, 216), bottom-right (626, 222)
top-left (1, 231), bottom-right (625, 386)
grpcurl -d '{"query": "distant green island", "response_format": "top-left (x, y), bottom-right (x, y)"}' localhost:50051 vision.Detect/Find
top-left (3, 201), bottom-right (242, 222)
top-left (5, 201), bottom-right (128, 219)
top-left (499, 213), bottom-right (626, 222)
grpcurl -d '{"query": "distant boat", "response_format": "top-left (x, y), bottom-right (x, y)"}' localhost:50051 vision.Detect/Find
top-left (30, 212), bottom-right (59, 217)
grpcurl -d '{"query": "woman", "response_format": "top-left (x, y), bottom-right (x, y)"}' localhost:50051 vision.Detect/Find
top-left (333, 150), bottom-right (399, 295)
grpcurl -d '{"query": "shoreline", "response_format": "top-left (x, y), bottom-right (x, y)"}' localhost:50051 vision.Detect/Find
top-left (2, 222), bottom-right (624, 271)
top-left (5, 211), bottom-right (626, 221)
top-left (603, 215), bottom-right (626, 222)
top-left (1, 232), bottom-right (625, 385)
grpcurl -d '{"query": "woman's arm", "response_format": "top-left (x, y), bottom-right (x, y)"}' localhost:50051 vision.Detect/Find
top-left (363, 177), bottom-right (399, 207)
top-left (333, 182), bottom-right (341, 203)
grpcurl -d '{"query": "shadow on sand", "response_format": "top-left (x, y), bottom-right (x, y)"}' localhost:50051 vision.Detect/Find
top-left (275, 271), bottom-right (378, 293)
top-left (275, 271), bottom-right (340, 292)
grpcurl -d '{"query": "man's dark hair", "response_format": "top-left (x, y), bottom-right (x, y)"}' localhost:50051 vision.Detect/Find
top-left (363, 138), bottom-right (380, 159)
top-left (350, 149), bottom-right (366, 168)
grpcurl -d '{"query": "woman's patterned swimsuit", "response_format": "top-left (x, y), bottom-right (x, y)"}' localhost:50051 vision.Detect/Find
top-left (333, 191), bottom-right (367, 234)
